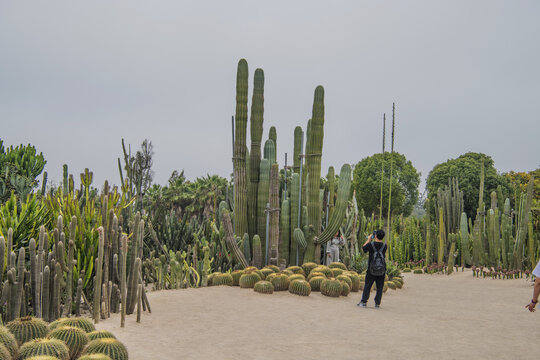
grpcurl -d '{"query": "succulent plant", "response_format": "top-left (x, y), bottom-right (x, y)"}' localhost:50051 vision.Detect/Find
top-left (331, 268), bottom-right (344, 277)
top-left (7, 316), bottom-right (49, 345)
top-left (288, 279), bottom-right (311, 296)
top-left (402, 268), bottom-right (412, 273)
top-left (25, 356), bottom-right (61, 360)
top-left (328, 262), bottom-right (347, 270)
top-left (0, 326), bottom-right (18, 359)
top-left (49, 317), bottom-right (95, 333)
top-left (308, 276), bottom-right (325, 291)
top-left (269, 274), bottom-right (290, 291)
top-left (358, 282), bottom-right (365, 291)
top-left (212, 273), bottom-right (233, 286)
top-left (265, 273), bottom-right (278, 282)
top-left (320, 279), bottom-right (342, 297)
top-left (253, 281), bottom-right (274, 294)
top-left (301, 262), bottom-right (318, 277)
top-left (263, 265), bottom-right (280, 273)
top-left (336, 275), bottom-right (352, 289)
top-left (82, 338), bottom-right (128, 360)
top-left (288, 274), bottom-right (305, 282)
top-left (345, 273), bottom-right (361, 292)
top-left (77, 355), bottom-right (113, 360)
top-left (231, 270), bottom-right (244, 286)
top-left (48, 326), bottom-right (89, 359)
top-left (340, 282), bottom-right (350, 296)
top-left (307, 272), bottom-right (327, 281)
top-left (260, 268), bottom-right (274, 279)
top-left (413, 269), bottom-right (423, 274)
top-left (0, 343), bottom-right (10, 360)
top-left (239, 273), bottom-right (261, 288)
top-left (286, 266), bottom-right (305, 275)
top-left (311, 266), bottom-right (333, 278)
top-left (88, 330), bottom-right (117, 341)
top-left (18, 338), bottom-right (69, 360)
top-left (386, 281), bottom-right (397, 290)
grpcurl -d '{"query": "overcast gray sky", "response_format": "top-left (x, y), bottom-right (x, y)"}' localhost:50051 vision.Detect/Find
top-left (1, 1), bottom-right (539, 193)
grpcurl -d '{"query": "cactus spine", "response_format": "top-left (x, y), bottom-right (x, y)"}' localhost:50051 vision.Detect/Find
top-left (233, 58), bottom-right (249, 238)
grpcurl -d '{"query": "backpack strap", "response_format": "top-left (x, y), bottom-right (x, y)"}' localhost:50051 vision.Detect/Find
top-left (371, 241), bottom-right (385, 256)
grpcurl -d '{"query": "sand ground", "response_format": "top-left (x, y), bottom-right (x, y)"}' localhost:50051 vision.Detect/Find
top-left (96, 269), bottom-right (540, 360)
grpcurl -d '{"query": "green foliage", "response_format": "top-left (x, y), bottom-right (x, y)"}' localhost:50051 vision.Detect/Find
top-left (426, 152), bottom-right (511, 218)
top-left (352, 152), bottom-right (420, 217)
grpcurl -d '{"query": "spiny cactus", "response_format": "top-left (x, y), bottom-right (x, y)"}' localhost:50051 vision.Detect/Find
top-left (413, 269), bottom-right (423, 274)
top-left (239, 273), bottom-right (261, 288)
top-left (311, 266), bottom-right (333, 278)
top-left (288, 279), bottom-right (311, 296)
top-left (289, 173), bottom-right (300, 265)
top-left (288, 274), bottom-right (305, 282)
top-left (0, 343), bottom-right (11, 360)
top-left (336, 275), bottom-right (352, 289)
top-left (269, 274), bottom-right (290, 291)
top-left (49, 317), bottom-right (96, 333)
top-left (7, 316), bottom-right (49, 345)
top-left (88, 330), bottom-right (117, 341)
top-left (307, 272), bottom-right (327, 281)
top-left (213, 273), bottom-right (233, 286)
top-left (340, 282), bottom-right (350, 296)
top-left (231, 270), bottom-right (244, 286)
top-left (320, 279), bottom-right (342, 297)
top-left (265, 273), bottom-right (278, 282)
top-left (346, 273), bottom-right (361, 292)
top-left (268, 163), bottom-right (280, 265)
top-left (263, 139), bottom-right (276, 165)
top-left (386, 281), bottom-right (397, 290)
top-left (0, 327), bottom-right (17, 359)
top-left (78, 355), bottom-right (113, 360)
top-left (279, 198), bottom-right (290, 266)
top-left (48, 326), bottom-right (89, 359)
top-left (328, 262), bottom-right (347, 270)
top-left (18, 338), bottom-right (69, 360)
top-left (253, 281), bottom-right (274, 294)
top-left (301, 262), bottom-right (318, 276)
top-left (260, 268), bottom-right (274, 279)
top-left (327, 166), bottom-right (335, 219)
top-left (252, 235), bottom-right (262, 269)
top-left (331, 268), bottom-right (344, 277)
top-left (308, 276), bottom-right (325, 291)
top-left (256, 158), bottom-right (271, 263)
top-left (83, 338), bottom-right (128, 360)
top-left (264, 265), bottom-right (280, 273)
top-left (286, 266), bottom-right (305, 275)
top-left (293, 228), bottom-right (307, 252)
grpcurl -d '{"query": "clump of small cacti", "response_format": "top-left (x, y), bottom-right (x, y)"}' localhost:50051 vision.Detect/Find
top-left (345, 273), bottom-right (361, 292)
top-left (18, 338), bottom-right (69, 360)
top-left (0, 327), bottom-right (18, 359)
top-left (308, 276), bottom-right (325, 291)
top-left (260, 268), bottom-right (274, 279)
top-left (270, 274), bottom-right (290, 291)
top-left (49, 317), bottom-right (96, 333)
top-left (320, 279), bottom-right (342, 297)
top-left (239, 273), bottom-right (261, 288)
top-left (311, 266), bottom-right (333, 278)
top-left (7, 316), bottom-right (49, 345)
top-left (83, 338), bottom-right (128, 360)
top-left (213, 273), bottom-right (234, 286)
top-left (253, 281), bottom-right (274, 294)
top-left (288, 279), bottom-right (311, 296)
top-left (286, 266), bottom-right (305, 275)
top-left (307, 272), bottom-right (327, 281)
top-left (88, 330), bottom-right (117, 341)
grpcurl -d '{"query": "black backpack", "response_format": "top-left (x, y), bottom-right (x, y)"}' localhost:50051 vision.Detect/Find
top-left (369, 242), bottom-right (386, 276)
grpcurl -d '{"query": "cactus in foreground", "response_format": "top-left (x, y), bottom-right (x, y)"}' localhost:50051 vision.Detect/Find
top-left (239, 273), bottom-right (261, 288)
top-left (83, 338), bottom-right (128, 360)
top-left (78, 355), bottom-right (113, 360)
top-left (301, 262), bottom-right (318, 277)
top-left (288, 279), bottom-right (311, 296)
top-left (311, 266), bottom-right (333, 278)
top-left (0, 328), bottom-right (18, 359)
top-left (346, 273), bottom-right (361, 292)
top-left (328, 262), bottom-right (347, 270)
top-left (49, 317), bottom-right (96, 333)
top-left (48, 326), bottom-right (89, 359)
top-left (336, 275), bottom-right (352, 288)
top-left (213, 273), bottom-right (233, 286)
top-left (18, 338), bottom-right (69, 360)
top-left (253, 280), bottom-right (274, 294)
top-left (257, 158), bottom-right (271, 262)
top-left (320, 279), bottom-right (342, 297)
top-left (88, 330), bottom-right (117, 341)
top-left (340, 282), bottom-right (350, 296)
top-left (231, 270), bottom-right (244, 286)
top-left (308, 276), bottom-right (325, 291)
top-left (252, 235), bottom-right (262, 269)
top-left (288, 274), bottom-right (305, 282)
top-left (7, 316), bottom-right (49, 345)
top-left (269, 274), bottom-right (290, 291)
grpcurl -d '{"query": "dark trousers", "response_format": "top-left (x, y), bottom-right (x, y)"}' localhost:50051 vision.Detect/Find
top-left (361, 272), bottom-right (385, 305)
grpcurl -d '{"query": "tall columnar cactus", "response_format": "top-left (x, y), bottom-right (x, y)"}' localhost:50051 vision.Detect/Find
top-left (269, 126), bottom-right (277, 155)
top-left (94, 227), bottom-right (105, 323)
top-left (268, 164), bottom-right (280, 265)
top-left (233, 58), bottom-right (249, 237)
top-left (304, 86), bottom-right (325, 263)
top-left (437, 208), bottom-right (446, 265)
top-left (257, 158), bottom-right (271, 261)
top-left (221, 210), bottom-right (249, 268)
top-left (316, 164), bottom-right (352, 246)
top-left (248, 68), bottom-right (265, 240)
top-left (501, 199), bottom-right (511, 269)
top-left (252, 235), bottom-right (262, 268)
top-left (447, 233), bottom-right (457, 274)
top-left (120, 235), bottom-right (127, 328)
top-left (263, 139), bottom-right (276, 164)
top-left (460, 212), bottom-right (471, 266)
top-left (242, 233), bottom-right (251, 265)
top-left (279, 198), bottom-right (290, 266)
top-left (327, 167), bottom-right (335, 220)
top-left (293, 126), bottom-right (302, 173)
top-left (289, 173), bottom-right (300, 265)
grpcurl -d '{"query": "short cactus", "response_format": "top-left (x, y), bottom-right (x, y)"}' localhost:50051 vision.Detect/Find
top-left (77, 355), bottom-right (113, 360)
top-left (270, 274), bottom-right (290, 291)
top-left (288, 279), bottom-right (311, 296)
top-left (263, 265), bottom-right (280, 273)
top-left (387, 281), bottom-right (397, 290)
top-left (328, 262), bottom-right (347, 270)
top-left (311, 266), bottom-right (333, 278)
top-left (331, 268), bottom-right (344, 277)
top-left (0, 343), bottom-right (10, 360)
top-left (320, 279), bottom-right (342, 297)
top-left (301, 262), bottom-right (318, 276)
top-left (49, 317), bottom-right (95, 333)
top-left (286, 266), bottom-right (305, 275)
top-left (231, 270), bottom-right (244, 286)
top-left (239, 273), bottom-right (261, 288)
top-left (83, 338), bottom-right (128, 360)
top-left (413, 269), bottom-right (423, 274)
top-left (88, 330), bottom-right (117, 341)
top-left (308, 276), bottom-right (325, 291)
top-left (307, 272), bottom-right (326, 281)
top-left (336, 275), bottom-right (352, 289)
top-left (402, 268), bottom-right (412, 272)
top-left (253, 281), bottom-right (274, 294)
top-left (340, 282), bottom-right (350, 296)
top-left (265, 273), bottom-right (278, 282)
top-left (18, 338), bottom-right (69, 360)
top-left (212, 273), bottom-right (233, 286)
top-left (260, 268), bottom-right (274, 279)
top-left (48, 326), bottom-right (89, 359)
top-left (25, 356), bottom-right (61, 360)
top-left (288, 274), bottom-right (305, 282)
top-left (346, 273), bottom-right (361, 292)
top-left (7, 316), bottom-right (49, 345)
top-left (0, 327), bottom-right (18, 358)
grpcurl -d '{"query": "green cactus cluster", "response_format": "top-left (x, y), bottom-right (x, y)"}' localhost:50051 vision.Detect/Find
top-left (307, 272), bottom-right (326, 281)
top-left (336, 275), bottom-right (352, 289)
top-left (259, 268), bottom-right (274, 279)
top-left (320, 279), bottom-right (342, 297)
top-left (253, 281), bottom-right (274, 295)
top-left (239, 273), bottom-right (261, 288)
top-left (49, 318), bottom-right (95, 334)
top-left (300, 262), bottom-right (318, 277)
top-left (269, 274), bottom-right (290, 291)
top-left (48, 326), bottom-right (89, 359)
top-left (18, 338), bottom-right (69, 360)
top-left (285, 266), bottom-right (305, 275)
top-left (310, 266), bottom-right (333, 278)
top-left (231, 270), bottom-right (244, 286)
top-left (288, 280), bottom-right (311, 296)
top-left (212, 274), bottom-right (233, 286)
top-left (0, 327), bottom-right (18, 359)
top-left (288, 274), bottom-right (305, 282)
top-left (331, 268), bottom-right (344, 277)
top-left (82, 338), bottom-right (128, 360)
top-left (328, 262), bottom-right (347, 270)
top-left (308, 276), bottom-right (325, 291)
top-left (340, 282), bottom-right (350, 296)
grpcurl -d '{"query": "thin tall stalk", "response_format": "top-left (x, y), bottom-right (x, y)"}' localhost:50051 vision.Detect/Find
top-left (386, 103), bottom-right (395, 259)
top-left (379, 113), bottom-right (386, 227)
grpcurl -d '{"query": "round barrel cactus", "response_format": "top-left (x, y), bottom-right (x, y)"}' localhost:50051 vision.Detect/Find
top-left (288, 274), bottom-right (305, 282)
top-left (49, 317), bottom-right (95, 333)
top-left (328, 262), bottom-right (347, 270)
top-left (254, 281), bottom-right (274, 294)
top-left (288, 279), bottom-right (311, 296)
top-left (320, 279), bottom-right (342, 297)
top-left (213, 273), bottom-right (233, 286)
top-left (263, 265), bottom-right (280, 273)
top-left (83, 339), bottom-right (128, 360)
top-left (413, 269), bottom-right (423, 274)
top-left (88, 330), bottom-right (117, 341)
top-left (286, 266), bottom-right (305, 275)
top-left (308, 276), bottom-right (325, 291)
top-left (281, 269), bottom-right (293, 276)
top-left (48, 326), bottom-right (89, 359)
top-left (231, 270), bottom-right (244, 286)
top-left (311, 266), bottom-right (333, 278)
top-left (265, 273), bottom-right (279, 282)
top-left (383, 283), bottom-right (389, 293)
top-left (239, 273), bottom-right (261, 288)
top-left (307, 272), bottom-right (327, 281)
top-left (78, 354), bottom-right (113, 360)
top-left (18, 338), bottom-right (69, 360)
top-left (0, 326), bottom-right (18, 358)
top-left (25, 356), bottom-right (62, 360)
top-left (336, 275), bottom-right (352, 288)
top-left (386, 281), bottom-right (397, 290)
top-left (301, 262), bottom-right (318, 276)
top-left (331, 268), bottom-right (344, 277)
top-left (0, 343), bottom-right (10, 360)
top-left (346, 273), bottom-right (361, 292)
top-left (402, 268), bottom-right (412, 273)
top-left (340, 282), bottom-right (350, 296)
top-left (7, 316), bottom-right (49, 345)
top-left (244, 266), bottom-right (258, 272)
top-left (260, 268), bottom-right (274, 279)
top-left (270, 274), bottom-right (290, 291)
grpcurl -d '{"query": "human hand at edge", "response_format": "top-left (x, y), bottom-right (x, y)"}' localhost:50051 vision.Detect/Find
top-left (525, 302), bottom-right (537, 312)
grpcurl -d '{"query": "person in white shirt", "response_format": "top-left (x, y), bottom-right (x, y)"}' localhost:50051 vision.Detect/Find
top-left (525, 260), bottom-right (540, 312)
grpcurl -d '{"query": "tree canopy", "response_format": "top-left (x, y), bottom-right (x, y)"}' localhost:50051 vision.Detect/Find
top-left (426, 152), bottom-right (511, 218)
top-left (352, 152), bottom-right (420, 218)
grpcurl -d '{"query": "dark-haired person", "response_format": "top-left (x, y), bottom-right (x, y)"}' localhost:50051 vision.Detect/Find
top-left (525, 259), bottom-right (540, 312)
top-left (357, 229), bottom-right (386, 309)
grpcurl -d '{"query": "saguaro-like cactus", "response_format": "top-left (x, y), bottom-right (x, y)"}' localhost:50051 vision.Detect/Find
top-left (460, 212), bottom-right (471, 266)
top-left (293, 126), bottom-right (302, 173)
top-left (248, 68), bottom-right (265, 241)
top-left (279, 198), bottom-right (290, 266)
top-left (289, 173), bottom-right (300, 265)
top-left (234, 58), bottom-right (249, 237)
top-left (304, 86), bottom-right (325, 263)
top-left (269, 126), bottom-right (277, 157)
top-left (257, 158), bottom-right (271, 261)
top-left (327, 167), bottom-right (335, 220)
top-left (268, 164), bottom-right (280, 265)
top-left (94, 227), bottom-right (105, 323)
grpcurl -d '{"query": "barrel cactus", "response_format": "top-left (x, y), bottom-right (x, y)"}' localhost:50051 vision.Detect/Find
top-left (336, 275), bottom-right (352, 289)
top-left (49, 317), bottom-right (95, 333)
top-left (288, 274), bottom-right (305, 282)
top-left (386, 281), bottom-right (397, 290)
top-left (328, 262), bottom-right (347, 270)
top-left (301, 262), bottom-right (318, 276)
top-left (48, 326), bottom-right (89, 359)
top-left (213, 273), bottom-right (233, 286)
top-left (320, 279), bottom-right (342, 297)
top-left (413, 269), bottom-right (423, 274)
top-left (88, 330), bottom-right (117, 341)
top-left (18, 338), bottom-right (69, 360)
top-left (263, 265), bottom-right (280, 273)
top-left (340, 282), bottom-right (350, 296)
top-left (83, 339), bottom-right (128, 360)
top-left (288, 279), bottom-right (311, 296)
top-left (260, 268), bottom-right (274, 279)
top-left (25, 356), bottom-right (62, 360)
top-left (270, 274), bottom-right (290, 291)
top-left (78, 355), bottom-right (113, 360)
top-left (231, 270), bottom-right (244, 286)
top-left (402, 268), bottom-right (412, 273)
top-left (308, 276), bottom-right (325, 291)
top-left (286, 266), bottom-right (305, 275)
top-left (7, 316), bottom-right (49, 345)
top-left (331, 268), bottom-right (344, 277)
top-left (0, 327), bottom-right (18, 359)
top-left (239, 273), bottom-right (261, 288)
top-left (0, 343), bottom-right (10, 360)
top-left (383, 283), bottom-right (388, 293)
top-left (307, 272), bottom-right (327, 281)
top-left (253, 281), bottom-right (274, 294)
top-left (346, 273), bottom-right (361, 292)
top-left (281, 269), bottom-right (293, 276)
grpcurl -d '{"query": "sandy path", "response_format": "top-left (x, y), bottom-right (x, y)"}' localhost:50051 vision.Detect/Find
top-left (96, 269), bottom-right (539, 360)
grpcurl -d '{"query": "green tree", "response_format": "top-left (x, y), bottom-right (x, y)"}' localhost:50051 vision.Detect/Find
top-left (352, 152), bottom-right (420, 217)
top-left (426, 152), bottom-right (511, 218)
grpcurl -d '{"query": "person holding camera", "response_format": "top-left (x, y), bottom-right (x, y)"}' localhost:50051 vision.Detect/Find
top-left (357, 229), bottom-right (386, 309)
